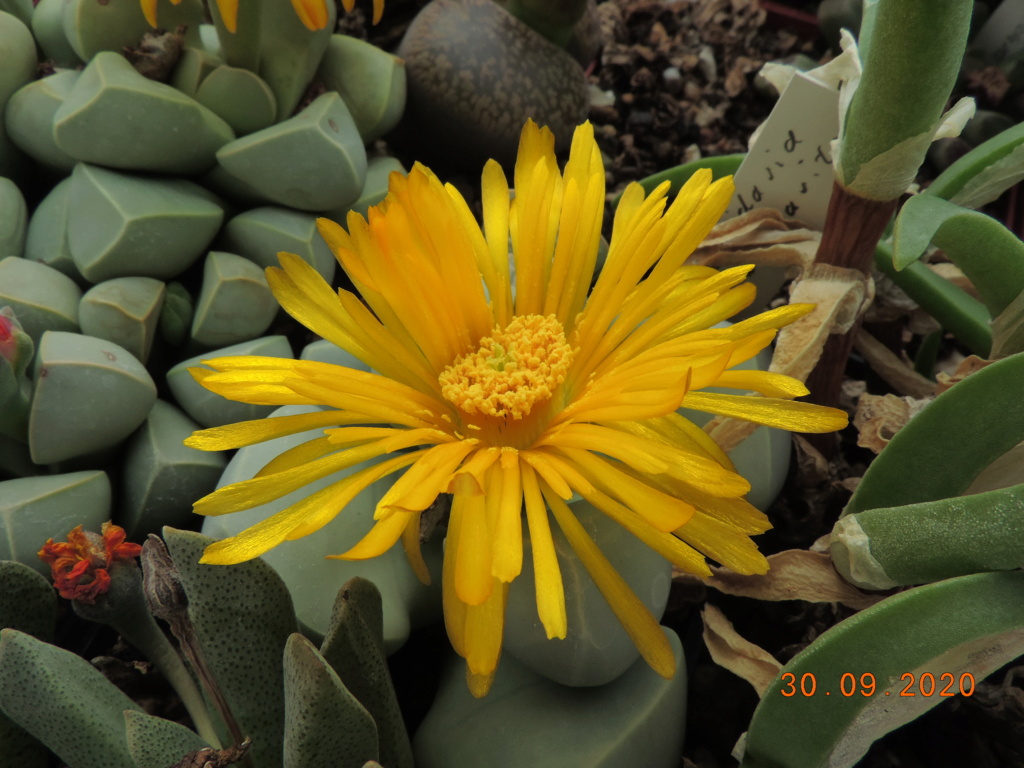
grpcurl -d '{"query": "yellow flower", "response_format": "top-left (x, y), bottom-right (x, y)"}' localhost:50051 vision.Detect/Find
top-left (140, 0), bottom-right (383, 32)
top-left (185, 120), bottom-right (848, 696)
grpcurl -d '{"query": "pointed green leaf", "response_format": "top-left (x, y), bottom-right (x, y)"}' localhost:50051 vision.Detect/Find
top-left (320, 578), bottom-right (412, 768)
top-left (0, 562), bottom-right (57, 768)
top-left (283, 633), bottom-right (378, 768)
top-left (0, 628), bottom-right (143, 768)
top-left (124, 709), bottom-right (210, 768)
top-left (163, 528), bottom-right (298, 768)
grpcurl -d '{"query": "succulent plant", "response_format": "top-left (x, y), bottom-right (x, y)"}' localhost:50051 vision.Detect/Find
top-left (0, 527), bottom-right (412, 768)
top-left (0, 0), bottom-right (407, 563)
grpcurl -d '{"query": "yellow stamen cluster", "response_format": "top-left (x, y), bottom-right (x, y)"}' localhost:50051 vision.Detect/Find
top-left (440, 314), bottom-right (573, 420)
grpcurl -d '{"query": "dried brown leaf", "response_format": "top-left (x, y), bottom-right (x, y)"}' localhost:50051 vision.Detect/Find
top-left (702, 604), bottom-right (781, 697)
top-left (852, 392), bottom-right (931, 454)
top-left (704, 550), bottom-right (885, 610)
top-left (934, 354), bottom-right (993, 394)
top-left (852, 329), bottom-right (935, 398)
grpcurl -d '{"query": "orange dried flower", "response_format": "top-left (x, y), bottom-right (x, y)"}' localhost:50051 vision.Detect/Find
top-left (38, 523), bottom-right (142, 604)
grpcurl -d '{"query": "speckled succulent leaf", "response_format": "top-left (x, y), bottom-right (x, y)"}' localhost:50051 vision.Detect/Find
top-left (893, 195), bottom-right (1024, 318)
top-left (0, 562), bottom-right (57, 768)
top-left (319, 578), bottom-right (413, 768)
top-left (283, 633), bottom-right (379, 768)
top-left (316, 35), bottom-right (405, 143)
top-left (162, 527), bottom-right (298, 768)
top-left (833, 482), bottom-right (1024, 590)
top-left (124, 709), bottom-right (211, 768)
top-left (844, 351), bottom-right (1024, 517)
top-left (740, 572), bottom-right (1024, 768)
top-left (0, 628), bottom-right (143, 768)
top-left (834, 0), bottom-right (973, 200)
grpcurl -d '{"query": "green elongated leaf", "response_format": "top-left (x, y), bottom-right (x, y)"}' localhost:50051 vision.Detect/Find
top-left (163, 528), bottom-right (299, 768)
top-left (320, 579), bottom-right (412, 768)
top-left (924, 120), bottom-right (1024, 208)
top-left (835, 0), bottom-right (971, 200)
top-left (740, 571), bottom-right (1024, 768)
top-left (992, 288), bottom-right (1024, 358)
top-left (124, 709), bottom-right (210, 768)
top-left (844, 352), bottom-right (1024, 516)
top-left (0, 629), bottom-right (143, 768)
top-left (0, 562), bottom-right (57, 768)
top-left (892, 195), bottom-right (1024, 316)
top-left (614, 154), bottom-right (744, 207)
top-left (832, 482), bottom-right (1024, 589)
top-left (873, 243), bottom-right (991, 356)
top-left (283, 634), bottom-right (378, 768)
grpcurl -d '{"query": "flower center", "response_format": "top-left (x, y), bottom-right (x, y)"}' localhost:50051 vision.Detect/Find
top-left (440, 314), bottom-right (574, 421)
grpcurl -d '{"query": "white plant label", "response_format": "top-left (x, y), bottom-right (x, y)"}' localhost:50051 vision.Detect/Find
top-left (727, 71), bottom-right (840, 229)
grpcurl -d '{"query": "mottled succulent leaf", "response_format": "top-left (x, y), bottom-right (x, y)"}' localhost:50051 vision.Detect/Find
top-left (320, 579), bottom-right (413, 768)
top-left (0, 562), bottom-right (57, 768)
top-left (283, 633), bottom-right (378, 768)
top-left (124, 709), bottom-right (210, 768)
top-left (0, 628), bottom-right (143, 768)
top-left (162, 528), bottom-right (298, 768)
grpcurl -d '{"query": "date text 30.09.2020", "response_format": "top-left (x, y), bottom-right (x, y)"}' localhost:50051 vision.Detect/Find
top-left (779, 672), bottom-right (976, 698)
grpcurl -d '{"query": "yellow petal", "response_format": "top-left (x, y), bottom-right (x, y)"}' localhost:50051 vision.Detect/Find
top-left (214, 0), bottom-right (237, 32)
top-left (681, 392), bottom-right (850, 433)
top-left (452, 493), bottom-right (493, 606)
top-left (290, 0), bottom-right (329, 29)
top-left (521, 463), bottom-right (566, 639)
top-left (139, 0), bottom-right (158, 27)
top-left (442, 499), bottom-right (468, 657)
top-left (185, 409), bottom-right (353, 451)
top-left (674, 512), bottom-right (768, 575)
top-left (490, 450), bottom-right (523, 583)
top-left (463, 578), bottom-right (508, 679)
